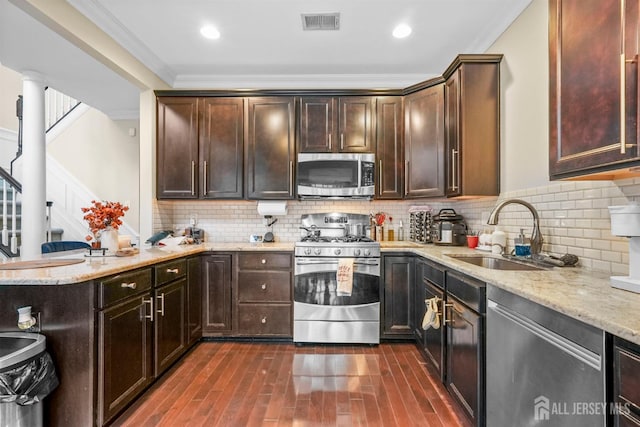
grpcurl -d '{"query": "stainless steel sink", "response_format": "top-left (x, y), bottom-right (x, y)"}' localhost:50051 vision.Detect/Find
top-left (0, 332), bottom-right (46, 369)
top-left (447, 254), bottom-right (546, 271)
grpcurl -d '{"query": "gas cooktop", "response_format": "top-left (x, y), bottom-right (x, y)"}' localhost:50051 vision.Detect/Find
top-left (298, 235), bottom-right (375, 244)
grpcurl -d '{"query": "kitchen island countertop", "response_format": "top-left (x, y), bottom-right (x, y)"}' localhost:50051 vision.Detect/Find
top-left (1, 240), bottom-right (638, 345)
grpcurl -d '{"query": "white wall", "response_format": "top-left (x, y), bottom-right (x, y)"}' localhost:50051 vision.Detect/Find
top-left (486, 0), bottom-right (549, 192)
top-left (0, 65), bottom-right (21, 132)
top-left (46, 107), bottom-right (140, 230)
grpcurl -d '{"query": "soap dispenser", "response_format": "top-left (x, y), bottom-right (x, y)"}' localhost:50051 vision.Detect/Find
top-left (514, 228), bottom-right (531, 257)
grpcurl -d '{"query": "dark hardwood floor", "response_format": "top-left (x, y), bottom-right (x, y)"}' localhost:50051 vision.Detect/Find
top-left (113, 341), bottom-right (467, 426)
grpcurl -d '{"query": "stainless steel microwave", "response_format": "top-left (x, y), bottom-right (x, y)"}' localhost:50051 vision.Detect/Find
top-left (297, 152), bottom-right (375, 199)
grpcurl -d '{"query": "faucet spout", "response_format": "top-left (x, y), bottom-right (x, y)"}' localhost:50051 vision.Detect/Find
top-left (487, 199), bottom-right (543, 255)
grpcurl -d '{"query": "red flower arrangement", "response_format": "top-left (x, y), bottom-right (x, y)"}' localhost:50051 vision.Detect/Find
top-left (81, 200), bottom-right (129, 243)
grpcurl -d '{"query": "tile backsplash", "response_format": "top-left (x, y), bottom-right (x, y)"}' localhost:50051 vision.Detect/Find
top-left (154, 177), bottom-right (640, 275)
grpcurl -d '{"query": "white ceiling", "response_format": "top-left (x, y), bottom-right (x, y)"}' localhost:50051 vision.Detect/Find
top-left (1, 0), bottom-right (532, 118)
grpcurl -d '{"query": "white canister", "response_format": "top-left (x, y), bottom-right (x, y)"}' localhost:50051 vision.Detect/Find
top-left (491, 227), bottom-right (507, 254)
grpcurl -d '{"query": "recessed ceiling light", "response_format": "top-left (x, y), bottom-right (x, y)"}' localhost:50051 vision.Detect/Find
top-left (392, 23), bottom-right (412, 39)
top-left (200, 25), bottom-right (220, 40)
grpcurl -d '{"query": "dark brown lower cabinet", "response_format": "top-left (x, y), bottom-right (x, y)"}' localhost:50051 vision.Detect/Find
top-left (98, 294), bottom-right (153, 426)
top-left (415, 259), bottom-right (445, 381)
top-left (202, 254), bottom-right (233, 335)
top-left (154, 278), bottom-right (187, 376)
top-left (187, 256), bottom-right (203, 346)
top-left (614, 337), bottom-right (640, 426)
top-left (382, 255), bottom-right (414, 338)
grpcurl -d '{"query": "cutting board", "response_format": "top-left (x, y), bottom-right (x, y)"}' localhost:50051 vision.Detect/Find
top-left (0, 259), bottom-right (85, 270)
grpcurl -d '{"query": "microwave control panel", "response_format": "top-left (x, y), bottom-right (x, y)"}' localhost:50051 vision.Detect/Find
top-left (361, 161), bottom-right (375, 186)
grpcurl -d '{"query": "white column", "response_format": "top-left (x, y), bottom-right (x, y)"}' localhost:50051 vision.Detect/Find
top-left (21, 71), bottom-right (47, 259)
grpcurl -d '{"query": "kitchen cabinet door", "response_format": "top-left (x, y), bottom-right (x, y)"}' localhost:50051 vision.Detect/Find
top-left (383, 255), bottom-right (414, 338)
top-left (446, 293), bottom-right (483, 426)
top-left (613, 337), bottom-right (640, 426)
top-left (98, 295), bottom-right (153, 426)
top-left (202, 254), bottom-right (233, 334)
top-left (157, 97), bottom-right (199, 199)
top-left (154, 278), bottom-right (187, 377)
top-left (376, 96), bottom-right (404, 199)
top-left (550, 0), bottom-right (640, 180)
top-left (299, 97), bottom-right (335, 152)
top-left (246, 97), bottom-right (295, 199)
top-left (404, 85), bottom-right (445, 198)
top-left (338, 97), bottom-right (374, 152)
top-left (444, 57), bottom-right (500, 197)
top-left (187, 256), bottom-right (202, 346)
top-left (199, 98), bottom-right (244, 199)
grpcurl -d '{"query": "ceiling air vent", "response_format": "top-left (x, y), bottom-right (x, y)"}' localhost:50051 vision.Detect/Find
top-left (301, 13), bottom-right (340, 31)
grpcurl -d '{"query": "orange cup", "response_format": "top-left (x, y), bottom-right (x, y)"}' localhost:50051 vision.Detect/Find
top-left (467, 235), bottom-right (479, 249)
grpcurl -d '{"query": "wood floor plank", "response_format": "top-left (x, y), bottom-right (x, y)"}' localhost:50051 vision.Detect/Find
top-left (114, 342), bottom-right (468, 427)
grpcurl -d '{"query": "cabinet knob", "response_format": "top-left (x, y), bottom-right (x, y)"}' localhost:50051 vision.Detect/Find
top-left (261, 317), bottom-right (267, 324)
top-left (261, 259), bottom-right (267, 264)
top-left (166, 268), bottom-right (179, 274)
top-left (261, 283), bottom-right (267, 290)
top-left (121, 282), bottom-right (137, 289)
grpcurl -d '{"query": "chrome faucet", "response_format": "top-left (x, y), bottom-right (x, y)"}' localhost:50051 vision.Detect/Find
top-left (487, 199), bottom-right (543, 255)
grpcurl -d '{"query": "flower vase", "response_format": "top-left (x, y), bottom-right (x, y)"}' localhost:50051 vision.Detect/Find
top-left (100, 227), bottom-right (119, 252)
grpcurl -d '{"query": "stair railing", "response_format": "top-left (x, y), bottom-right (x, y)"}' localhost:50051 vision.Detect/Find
top-left (0, 167), bottom-right (22, 255)
top-left (45, 87), bottom-right (81, 132)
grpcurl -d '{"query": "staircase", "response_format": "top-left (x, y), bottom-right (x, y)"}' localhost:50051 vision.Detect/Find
top-left (0, 88), bottom-right (79, 258)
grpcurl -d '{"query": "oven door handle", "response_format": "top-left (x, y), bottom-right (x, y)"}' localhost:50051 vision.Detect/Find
top-left (295, 258), bottom-right (380, 266)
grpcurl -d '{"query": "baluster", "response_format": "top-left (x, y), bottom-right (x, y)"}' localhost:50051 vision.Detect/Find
top-left (2, 180), bottom-right (7, 246)
top-left (10, 188), bottom-right (18, 254)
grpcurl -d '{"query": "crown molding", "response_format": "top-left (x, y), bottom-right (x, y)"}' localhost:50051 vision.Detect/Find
top-left (66, 0), bottom-right (175, 86)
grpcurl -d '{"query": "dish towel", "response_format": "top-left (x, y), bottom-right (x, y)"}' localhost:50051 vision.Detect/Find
top-left (422, 297), bottom-right (441, 330)
top-left (336, 258), bottom-right (355, 296)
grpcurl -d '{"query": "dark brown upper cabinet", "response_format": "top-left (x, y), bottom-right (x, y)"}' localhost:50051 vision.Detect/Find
top-left (199, 98), bottom-right (244, 199)
top-left (246, 97), bottom-right (296, 199)
top-left (376, 96), bottom-right (404, 199)
top-left (157, 97), bottom-right (199, 199)
top-left (550, 0), bottom-right (640, 180)
top-left (298, 96), bottom-right (374, 153)
top-left (444, 56), bottom-right (501, 198)
top-left (404, 84), bottom-right (446, 198)
top-left (156, 97), bottom-right (244, 199)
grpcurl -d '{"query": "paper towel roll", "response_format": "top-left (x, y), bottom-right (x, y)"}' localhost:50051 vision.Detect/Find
top-left (257, 201), bottom-right (288, 216)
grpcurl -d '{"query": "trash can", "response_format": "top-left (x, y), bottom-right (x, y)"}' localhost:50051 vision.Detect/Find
top-left (0, 333), bottom-right (59, 427)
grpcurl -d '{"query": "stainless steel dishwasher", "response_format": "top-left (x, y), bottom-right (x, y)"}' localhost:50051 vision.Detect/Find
top-left (487, 286), bottom-right (606, 427)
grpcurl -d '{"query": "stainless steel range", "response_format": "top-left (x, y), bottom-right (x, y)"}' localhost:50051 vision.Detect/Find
top-left (294, 213), bottom-right (381, 344)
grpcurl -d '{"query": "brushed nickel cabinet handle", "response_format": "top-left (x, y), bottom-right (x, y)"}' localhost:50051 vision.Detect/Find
top-left (261, 283), bottom-right (267, 290)
top-left (121, 282), bottom-right (137, 289)
top-left (143, 297), bottom-right (154, 322)
top-left (378, 160), bottom-right (383, 196)
top-left (404, 160), bottom-right (409, 196)
top-left (191, 161), bottom-right (196, 196)
top-left (443, 303), bottom-right (454, 324)
top-left (157, 293), bottom-right (165, 316)
top-left (340, 133), bottom-right (344, 150)
top-left (166, 268), bottom-right (179, 274)
top-left (328, 133), bottom-right (332, 150)
top-left (261, 316), bottom-right (267, 324)
top-left (289, 161), bottom-right (293, 196)
top-left (203, 160), bottom-right (208, 196)
top-left (261, 259), bottom-right (267, 264)
top-left (451, 149), bottom-right (459, 191)
top-left (621, 52), bottom-right (627, 154)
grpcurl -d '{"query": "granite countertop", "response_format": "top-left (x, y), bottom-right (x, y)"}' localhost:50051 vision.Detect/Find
top-left (1, 240), bottom-right (638, 345)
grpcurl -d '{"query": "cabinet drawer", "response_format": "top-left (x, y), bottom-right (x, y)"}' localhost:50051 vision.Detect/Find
top-left (237, 304), bottom-right (291, 336)
top-left (422, 260), bottom-right (444, 289)
top-left (238, 253), bottom-right (292, 270)
top-left (238, 271), bottom-right (291, 302)
top-left (616, 339), bottom-right (640, 419)
top-left (98, 268), bottom-right (152, 308)
top-left (155, 258), bottom-right (187, 286)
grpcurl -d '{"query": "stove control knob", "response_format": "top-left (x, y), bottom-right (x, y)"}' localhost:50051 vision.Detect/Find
top-left (304, 248), bottom-right (312, 256)
top-left (354, 249), bottom-right (361, 256)
top-left (334, 249), bottom-right (342, 255)
top-left (314, 248), bottom-right (322, 255)
top-left (364, 249), bottom-right (371, 256)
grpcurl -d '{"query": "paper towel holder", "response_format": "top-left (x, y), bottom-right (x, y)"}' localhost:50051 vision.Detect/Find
top-left (257, 201), bottom-right (287, 216)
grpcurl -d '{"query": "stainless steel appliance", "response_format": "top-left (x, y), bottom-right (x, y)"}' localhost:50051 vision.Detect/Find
top-left (296, 153), bottom-right (375, 199)
top-left (294, 213), bottom-right (380, 344)
top-left (431, 208), bottom-right (467, 245)
top-left (487, 286), bottom-right (606, 427)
